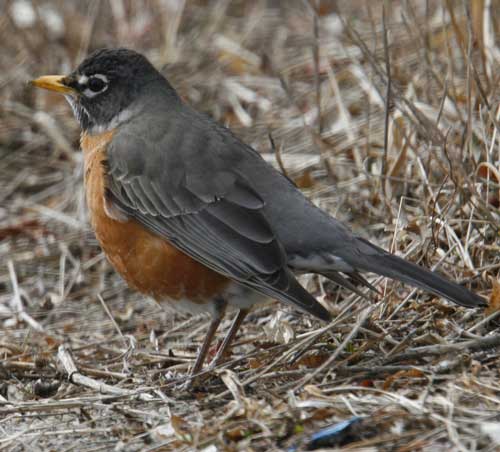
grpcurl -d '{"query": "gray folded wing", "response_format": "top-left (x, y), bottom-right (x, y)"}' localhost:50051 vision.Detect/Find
top-left (103, 128), bottom-right (330, 321)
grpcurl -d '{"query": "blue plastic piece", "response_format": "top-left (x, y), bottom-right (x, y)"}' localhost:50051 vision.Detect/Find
top-left (288, 416), bottom-right (364, 451)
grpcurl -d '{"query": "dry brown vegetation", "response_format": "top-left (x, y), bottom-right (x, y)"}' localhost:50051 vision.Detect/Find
top-left (1, 0), bottom-right (500, 450)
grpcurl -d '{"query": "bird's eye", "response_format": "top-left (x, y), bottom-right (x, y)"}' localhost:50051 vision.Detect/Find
top-left (87, 76), bottom-right (106, 93)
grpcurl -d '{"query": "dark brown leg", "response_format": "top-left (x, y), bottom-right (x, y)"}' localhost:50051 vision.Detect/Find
top-left (210, 308), bottom-right (249, 368)
top-left (191, 314), bottom-right (223, 376)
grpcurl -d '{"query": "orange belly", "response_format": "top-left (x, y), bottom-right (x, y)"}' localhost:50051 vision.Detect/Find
top-left (81, 131), bottom-right (229, 302)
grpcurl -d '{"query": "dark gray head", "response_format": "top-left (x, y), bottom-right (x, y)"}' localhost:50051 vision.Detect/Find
top-left (31, 48), bottom-right (177, 132)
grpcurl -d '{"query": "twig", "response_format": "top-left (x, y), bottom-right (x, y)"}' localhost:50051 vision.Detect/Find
top-left (56, 345), bottom-right (153, 402)
top-left (97, 293), bottom-right (127, 347)
top-left (7, 260), bottom-right (44, 332)
top-left (381, 1), bottom-right (392, 200)
top-left (384, 335), bottom-right (500, 364)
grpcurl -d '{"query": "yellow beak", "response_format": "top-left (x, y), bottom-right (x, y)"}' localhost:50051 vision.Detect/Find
top-left (30, 75), bottom-right (75, 95)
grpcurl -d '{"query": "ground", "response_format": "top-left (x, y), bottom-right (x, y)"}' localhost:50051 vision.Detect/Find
top-left (1, 1), bottom-right (499, 451)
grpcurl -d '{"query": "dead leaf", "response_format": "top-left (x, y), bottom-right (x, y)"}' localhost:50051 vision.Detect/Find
top-left (295, 353), bottom-right (330, 369)
top-left (170, 415), bottom-right (191, 438)
top-left (217, 51), bottom-right (258, 75)
top-left (248, 357), bottom-right (264, 369)
top-left (485, 280), bottom-right (500, 315)
top-left (0, 219), bottom-right (46, 241)
top-left (294, 170), bottom-right (314, 189)
top-left (45, 336), bottom-right (61, 349)
top-left (383, 369), bottom-right (425, 390)
top-left (309, 408), bottom-right (335, 421)
top-left (224, 427), bottom-right (247, 441)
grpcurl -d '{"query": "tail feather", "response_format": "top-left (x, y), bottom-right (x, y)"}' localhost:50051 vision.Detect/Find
top-left (282, 276), bottom-right (332, 321)
top-left (349, 271), bottom-right (380, 294)
top-left (252, 271), bottom-right (332, 322)
top-left (343, 238), bottom-right (486, 308)
top-left (320, 271), bottom-right (371, 300)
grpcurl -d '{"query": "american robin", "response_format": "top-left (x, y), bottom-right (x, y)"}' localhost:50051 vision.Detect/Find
top-left (31, 48), bottom-right (486, 377)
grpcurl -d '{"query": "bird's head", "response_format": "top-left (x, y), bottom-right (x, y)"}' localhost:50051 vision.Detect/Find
top-left (31, 48), bottom-right (169, 133)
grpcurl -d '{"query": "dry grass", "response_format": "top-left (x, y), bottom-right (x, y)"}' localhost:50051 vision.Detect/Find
top-left (1, 1), bottom-right (499, 450)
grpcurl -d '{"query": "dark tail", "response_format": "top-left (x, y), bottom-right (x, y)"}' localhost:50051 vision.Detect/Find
top-left (342, 238), bottom-right (486, 308)
top-left (250, 270), bottom-right (332, 322)
top-left (280, 275), bottom-right (332, 321)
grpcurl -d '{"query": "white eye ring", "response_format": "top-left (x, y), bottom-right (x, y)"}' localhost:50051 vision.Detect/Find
top-left (82, 74), bottom-right (109, 97)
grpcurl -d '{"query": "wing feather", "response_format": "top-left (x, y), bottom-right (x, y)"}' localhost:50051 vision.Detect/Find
top-left (104, 117), bottom-right (331, 321)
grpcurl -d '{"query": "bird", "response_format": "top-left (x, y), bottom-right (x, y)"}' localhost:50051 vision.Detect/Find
top-left (30, 48), bottom-right (486, 378)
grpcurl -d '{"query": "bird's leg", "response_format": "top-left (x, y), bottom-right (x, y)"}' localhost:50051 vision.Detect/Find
top-left (190, 299), bottom-right (226, 376)
top-left (210, 308), bottom-right (249, 368)
top-left (191, 317), bottom-right (222, 376)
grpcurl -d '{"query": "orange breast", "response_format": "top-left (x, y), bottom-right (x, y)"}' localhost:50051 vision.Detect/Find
top-left (81, 131), bottom-right (229, 301)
